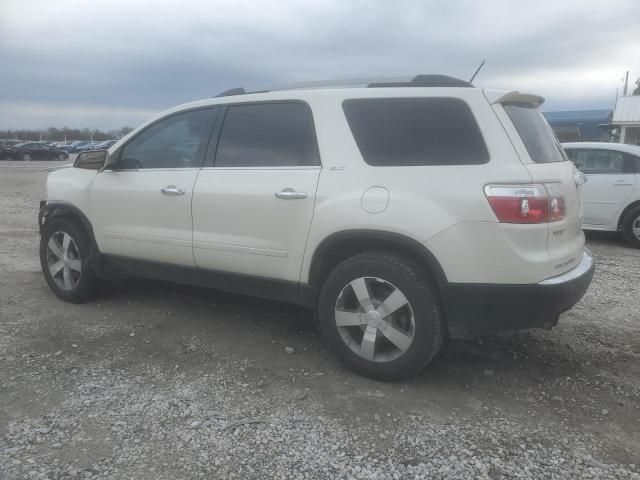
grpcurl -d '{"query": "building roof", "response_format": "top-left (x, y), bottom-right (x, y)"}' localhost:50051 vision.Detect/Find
top-left (543, 109), bottom-right (611, 123)
top-left (612, 96), bottom-right (640, 123)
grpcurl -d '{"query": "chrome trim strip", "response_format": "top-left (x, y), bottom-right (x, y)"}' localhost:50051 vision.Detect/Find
top-left (539, 249), bottom-right (594, 285)
top-left (103, 231), bottom-right (192, 247)
top-left (200, 166), bottom-right (321, 171)
top-left (193, 241), bottom-right (288, 258)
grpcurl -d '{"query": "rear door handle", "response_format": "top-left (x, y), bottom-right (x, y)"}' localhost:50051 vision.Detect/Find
top-left (275, 188), bottom-right (308, 200)
top-left (161, 185), bottom-right (185, 196)
top-left (613, 181), bottom-right (633, 186)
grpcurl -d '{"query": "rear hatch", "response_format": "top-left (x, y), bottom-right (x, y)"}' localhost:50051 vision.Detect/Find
top-left (486, 90), bottom-right (585, 277)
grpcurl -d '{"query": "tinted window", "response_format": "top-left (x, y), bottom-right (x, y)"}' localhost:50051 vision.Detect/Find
top-left (342, 98), bottom-right (489, 166)
top-left (564, 149), bottom-right (578, 162)
top-left (215, 102), bottom-right (319, 167)
top-left (504, 105), bottom-right (565, 163)
top-left (120, 109), bottom-right (213, 169)
top-left (569, 149), bottom-right (631, 174)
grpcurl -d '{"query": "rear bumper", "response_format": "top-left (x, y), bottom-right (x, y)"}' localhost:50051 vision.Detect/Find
top-left (443, 249), bottom-right (595, 338)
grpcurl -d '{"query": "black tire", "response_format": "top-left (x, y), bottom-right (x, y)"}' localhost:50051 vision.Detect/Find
top-left (318, 251), bottom-right (444, 380)
top-left (621, 205), bottom-right (640, 249)
top-left (40, 218), bottom-right (100, 303)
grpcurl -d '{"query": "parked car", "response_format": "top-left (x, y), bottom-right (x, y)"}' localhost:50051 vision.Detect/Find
top-left (64, 141), bottom-right (94, 153)
top-left (91, 140), bottom-right (117, 150)
top-left (75, 142), bottom-right (102, 153)
top-left (38, 75), bottom-right (594, 379)
top-left (563, 142), bottom-right (640, 248)
top-left (6, 142), bottom-right (69, 161)
top-left (0, 139), bottom-right (25, 159)
top-left (53, 141), bottom-right (76, 151)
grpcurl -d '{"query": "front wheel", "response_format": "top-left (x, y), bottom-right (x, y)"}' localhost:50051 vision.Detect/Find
top-left (22, 153), bottom-right (31, 161)
top-left (622, 205), bottom-right (640, 249)
top-left (318, 251), bottom-right (444, 380)
top-left (40, 218), bottom-right (100, 303)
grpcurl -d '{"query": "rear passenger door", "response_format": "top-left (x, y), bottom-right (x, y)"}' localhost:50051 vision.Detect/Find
top-left (567, 148), bottom-right (638, 225)
top-left (192, 101), bottom-right (321, 282)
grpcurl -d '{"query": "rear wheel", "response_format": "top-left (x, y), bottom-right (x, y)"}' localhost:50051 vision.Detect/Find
top-left (40, 218), bottom-right (100, 303)
top-left (318, 251), bottom-right (443, 380)
top-left (57, 153), bottom-right (65, 161)
top-left (622, 205), bottom-right (640, 249)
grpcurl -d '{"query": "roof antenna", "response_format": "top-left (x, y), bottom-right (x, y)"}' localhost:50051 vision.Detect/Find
top-left (469, 60), bottom-right (486, 83)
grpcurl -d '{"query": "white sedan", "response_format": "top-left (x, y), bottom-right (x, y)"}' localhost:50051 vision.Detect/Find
top-left (563, 142), bottom-right (640, 248)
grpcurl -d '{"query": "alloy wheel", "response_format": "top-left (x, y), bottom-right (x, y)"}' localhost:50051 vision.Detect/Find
top-left (334, 277), bottom-right (415, 362)
top-left (633, 215), bottom-right (640, 241)
top-left (46, 231), bottom-right (82, 290)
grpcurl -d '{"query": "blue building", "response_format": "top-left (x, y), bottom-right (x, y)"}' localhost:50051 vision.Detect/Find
top-left (543, 109), bottom-right (612, 142)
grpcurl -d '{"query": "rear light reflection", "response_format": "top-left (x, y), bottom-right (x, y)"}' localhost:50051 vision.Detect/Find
top-left (484, 184), bottom-right (566, 224)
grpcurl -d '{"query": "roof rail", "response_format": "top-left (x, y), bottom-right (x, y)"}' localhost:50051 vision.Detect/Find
top-left (370, 75), bottom-right (473, 88)
top-left (214, 74), bottom-right (473, 97)
top-left (215, 87), bottom-right (246, 97)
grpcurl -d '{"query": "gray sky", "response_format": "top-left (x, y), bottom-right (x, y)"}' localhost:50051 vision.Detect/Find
top-left (1, 0), bottom-right (639, 130)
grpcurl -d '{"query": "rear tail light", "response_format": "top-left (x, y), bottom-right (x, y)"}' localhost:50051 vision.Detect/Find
top-left (484, 184), bottom-right (566, 224)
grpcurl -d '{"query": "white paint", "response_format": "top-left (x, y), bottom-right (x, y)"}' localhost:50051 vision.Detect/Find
top-left (562, 142), bottom-right (640, 232)
top-left (361, 187), bottom-right (389, 214)
top-left (46, 85), bottom-right (587, 288)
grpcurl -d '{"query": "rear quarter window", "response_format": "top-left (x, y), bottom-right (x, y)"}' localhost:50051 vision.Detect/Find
top-left (504, 104), bottom-right (566, 163)
top-left (342, 97), bottom-right (489, 166)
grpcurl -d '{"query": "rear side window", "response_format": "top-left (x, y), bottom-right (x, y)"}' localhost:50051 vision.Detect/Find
top-left (342, 97), bottom-right (489, 166)
top-left (504, 105), bottom-right (565, 163)
top-left (215, 102), bottom-right (319, 167)
top-left (568, 149), bottom-right (638, 174)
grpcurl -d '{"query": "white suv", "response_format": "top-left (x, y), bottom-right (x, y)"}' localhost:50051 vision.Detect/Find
top-left (38, 75), bottom-right (594, 379)
top-left (562, 142), bottom-right (640, 248)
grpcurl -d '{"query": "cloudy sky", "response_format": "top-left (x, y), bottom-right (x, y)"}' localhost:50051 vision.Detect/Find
top-left (1, 0), bottom-right (639, 130)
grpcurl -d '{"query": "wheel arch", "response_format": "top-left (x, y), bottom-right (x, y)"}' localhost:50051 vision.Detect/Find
top-left (308, 229), bottom-right (448, 296)
top-left (618, 199), bottom-right (640, 229)
top-left (39, 201), bottom-right (99, 254)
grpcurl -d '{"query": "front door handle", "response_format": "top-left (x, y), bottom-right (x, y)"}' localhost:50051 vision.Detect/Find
top-left (275, 188), bottom-right (308, 200)
top-left (613, 181), bottom-right (633, 186)
top-left (161, 185), bottom-right (185, 196)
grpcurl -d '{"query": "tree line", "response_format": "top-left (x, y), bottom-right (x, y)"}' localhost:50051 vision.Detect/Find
top-left (0, 126), bottom-right (135, 142)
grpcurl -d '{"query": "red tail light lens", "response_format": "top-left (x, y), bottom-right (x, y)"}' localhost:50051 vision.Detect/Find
top-left (484, 184), bottom-right (565, 224)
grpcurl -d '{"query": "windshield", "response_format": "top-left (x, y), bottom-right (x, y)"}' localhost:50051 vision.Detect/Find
top-left (504, 104), bottom-right (566, 163)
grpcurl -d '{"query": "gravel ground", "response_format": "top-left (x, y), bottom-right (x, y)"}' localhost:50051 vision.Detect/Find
top-left (1, 160), bottom-right (639, 479)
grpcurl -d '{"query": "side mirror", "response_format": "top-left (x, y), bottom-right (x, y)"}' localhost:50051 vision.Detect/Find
top-left (74, 150), bottom-right (107, 170)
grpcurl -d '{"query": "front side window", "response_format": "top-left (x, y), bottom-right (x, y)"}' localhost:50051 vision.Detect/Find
top-left (504, 104), bottom-right (565, 163)
top-left (214, 102), bottom-right (320, 167)
top-left (119, 109), bottom-right (213, 169)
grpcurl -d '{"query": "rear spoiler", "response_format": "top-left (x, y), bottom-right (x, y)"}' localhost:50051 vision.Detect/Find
top-left (483, 89), bottom-right (545, 108)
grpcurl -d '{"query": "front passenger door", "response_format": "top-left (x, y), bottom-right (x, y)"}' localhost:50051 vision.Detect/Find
top-left (90, 108), bottom-right (216, 266)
